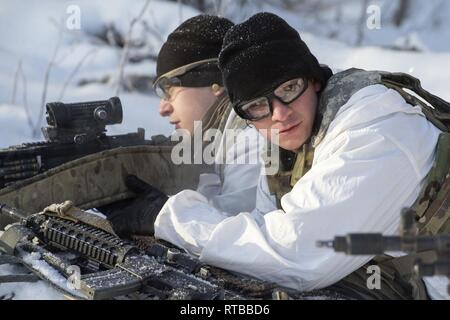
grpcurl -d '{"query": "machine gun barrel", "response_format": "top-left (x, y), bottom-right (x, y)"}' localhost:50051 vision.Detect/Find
top-left (317, 209), bottom-right (450, 295)
top-left (0, 203), bottom-right (27, 224)
top-left (317, 233), bottom-right (450, 255)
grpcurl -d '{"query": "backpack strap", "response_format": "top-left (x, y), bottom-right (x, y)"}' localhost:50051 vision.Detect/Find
top-left (380, 72), bottom-right (450, 131)
top-left (377, 72), bottom-right (450, 234)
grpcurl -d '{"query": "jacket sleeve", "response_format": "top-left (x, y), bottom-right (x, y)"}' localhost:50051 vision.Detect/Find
top-left (155, 85), bottom-right (441, 291)
top-left (194, 125), bottom-right (262, 215)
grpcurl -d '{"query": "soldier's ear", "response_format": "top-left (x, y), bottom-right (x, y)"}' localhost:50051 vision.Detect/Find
top-left (211, 84), bottom-right (225, 97)
top-left (313, 81), bottom-right (322, 93)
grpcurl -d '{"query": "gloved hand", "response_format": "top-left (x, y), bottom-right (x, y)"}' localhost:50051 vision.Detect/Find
top-left (98, 175), bottom-right (168, 238)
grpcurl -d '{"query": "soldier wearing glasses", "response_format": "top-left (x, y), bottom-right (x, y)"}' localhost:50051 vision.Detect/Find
top-left (103, 15), bottom-right (263, 238)
top-left (154, 13), bottom-right (444, 299)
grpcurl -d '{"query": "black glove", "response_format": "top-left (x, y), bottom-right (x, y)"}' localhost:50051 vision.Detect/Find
top-left (98, 175), bottom-right (168, 238)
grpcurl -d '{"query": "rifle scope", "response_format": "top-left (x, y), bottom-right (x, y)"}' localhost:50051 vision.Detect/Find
top-left (45, 97), bottom-right (123, 129)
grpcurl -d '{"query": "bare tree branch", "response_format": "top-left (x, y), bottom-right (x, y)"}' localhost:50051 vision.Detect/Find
top-left (11, 59), bottom-right (22, 105)
top-left (11, 59), bottom-right (33, 133)
top-left (20, 66), bottom-right (33, 133)
top-left (393, 0), bottom-right (411, 27)
top-left (178, 0), bottom-right (184, 24)
top-left (115, 0), bottom-right (151, 96)
top-left (356, 0), bottom-right (370, 46)
top-left (34, 22), bottom-right (63, 137)
top-left (59, 48), bottom-right (98, 100)
top-left (212, 0), bottom-right (223, 16)
top-left (261, 0), bottom-right (350, 14)
top-left (142, 20), bottom-right (164, 43)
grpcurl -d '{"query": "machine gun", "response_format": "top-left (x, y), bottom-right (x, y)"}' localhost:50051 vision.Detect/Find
top-left (317, 209), bottom-right (450, 294)
top-left (0, 97), bottom-right (159, 189)
top-left (0, 203), bottom-right (238, 300)
top-left (0, 203), bottom-right (349, 300)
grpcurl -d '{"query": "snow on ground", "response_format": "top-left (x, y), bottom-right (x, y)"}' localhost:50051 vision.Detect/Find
top-left (304, 33), bottom-right (450, 106)
top-left (424, 276), bottom-right (450, 300)
top-left (0, 262), bottom-right (63, 300)
top-left (0, 0), bottom-right (199, 146)
top-left (221, 0), bottom-right (450, 53)
top-left (0, 0), bottom-right (449, 300)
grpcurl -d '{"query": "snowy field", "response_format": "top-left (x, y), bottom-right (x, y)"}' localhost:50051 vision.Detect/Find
top-left (0, 0), bottom-right (449, 300)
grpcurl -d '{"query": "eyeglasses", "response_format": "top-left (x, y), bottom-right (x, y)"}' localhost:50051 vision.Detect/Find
top-left (233, 78), bottom-right (308, 121)
top-left (153, 58), bottom-right (218, 100)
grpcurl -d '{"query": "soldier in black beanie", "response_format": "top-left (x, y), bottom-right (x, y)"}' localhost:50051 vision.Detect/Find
top-left (154, 14), bottom-right (234, 135)
top-left (103, 15), bottom-right (265, 239)
top-left (219, 12), bottom-right (332, 151)
top-left (219, 12), bottom-right (328, 105)
top-left (177, 12), bottom-right (439, 300)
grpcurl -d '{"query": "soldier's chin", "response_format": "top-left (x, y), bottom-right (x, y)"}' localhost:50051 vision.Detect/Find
top-left (278, 137), bottom-right (307, 151)
top-left (175, 123), bottom-right (194, 136)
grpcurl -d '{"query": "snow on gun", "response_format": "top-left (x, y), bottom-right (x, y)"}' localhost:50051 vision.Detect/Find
top-left (0, 202), bottom-right (352, 300)
top-left (0, 202), bottom-right (237, 300)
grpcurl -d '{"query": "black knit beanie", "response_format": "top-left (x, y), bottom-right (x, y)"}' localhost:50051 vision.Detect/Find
top-left (219, 12), bottom-right (326, 104)
top-left (156, 14), bottom-right (234, 87)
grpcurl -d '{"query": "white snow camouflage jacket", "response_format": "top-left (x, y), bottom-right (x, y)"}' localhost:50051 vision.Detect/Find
top-left (154, 84), bottom-right (441, 291)
top-left (194, 108), bottom-right (262, 215)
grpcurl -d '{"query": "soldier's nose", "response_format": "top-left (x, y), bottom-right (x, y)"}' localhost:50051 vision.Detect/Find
top-left (159, 99), bottom-right (174, 117)
top-left (271, 100), bottom-right (291, 122)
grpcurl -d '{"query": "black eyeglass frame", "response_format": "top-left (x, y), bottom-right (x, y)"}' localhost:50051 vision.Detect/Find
top-left (153, 58), bottom-right (219, 100)
top-left (233, 78), bottom-right (309, 121)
